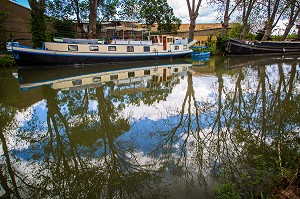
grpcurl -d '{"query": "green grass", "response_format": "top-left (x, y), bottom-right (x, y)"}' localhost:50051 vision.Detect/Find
top-left (0, 53), bottom-right (16, 67)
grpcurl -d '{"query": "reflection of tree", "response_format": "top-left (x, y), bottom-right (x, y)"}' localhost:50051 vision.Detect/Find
top-left (10, 83), bottom-right (162, 198)
top-left (2, 59), bottom-right (299, 197)
top-left (0, 104), bottom-right (21, 198)
top-left (216, 61), bottom-right (300, 196)
top-left (151, 71), bottom-right (212, 197)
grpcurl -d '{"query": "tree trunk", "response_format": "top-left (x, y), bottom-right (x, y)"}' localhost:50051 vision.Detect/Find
top-left (261, 26), bottom-right (272, 41)
top-left (241, 0), bottom-right (256, 39)
top-left (188, 16), bottom-right (196, 41)
top-left (241, 22), bottom-right (250, 39)
top-left (282, 23), bottom-right (294, 41)
top-left (72, 0), bottom-right (86, 35)
top-left (89, 0), bottom-right (98, 39)
top-left (281, 3), bottom-right (300, 41)
top-left (221, 0), bottom-right (230, 36)
top-left (186, 0), bottom-right (203, 41)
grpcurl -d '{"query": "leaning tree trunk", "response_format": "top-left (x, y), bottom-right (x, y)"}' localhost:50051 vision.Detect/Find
top-left (281, 5), bottom-right (300, 41)
top-left (261, 26), bottom-right (272, 41)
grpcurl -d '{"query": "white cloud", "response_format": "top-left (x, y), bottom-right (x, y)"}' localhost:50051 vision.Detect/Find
top-left (167, 0), bottom-right (218, 24)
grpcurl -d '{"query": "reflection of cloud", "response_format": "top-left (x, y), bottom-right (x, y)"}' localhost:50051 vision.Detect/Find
top-left (122, 75), bottom-right (234, 121)
top-left (5, 101), bottom-right (47, 153)
top-left (89, 100), bottom-right (98, 111)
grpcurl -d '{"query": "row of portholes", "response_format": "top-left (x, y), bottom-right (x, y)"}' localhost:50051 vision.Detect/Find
top-left (67, 45), bottom-right (152, 52)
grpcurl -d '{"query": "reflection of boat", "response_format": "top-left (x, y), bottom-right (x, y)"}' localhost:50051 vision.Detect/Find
top-left (191, 46), bottom-right (210, 57)
top-left (223, 55), bottom-right (300, 69)
top-left (12, 35), bottom-right (197, 67)
top-left (225, 39), bottom-right (300, 55)
top-left (18, 60), bottom-right (192, 92)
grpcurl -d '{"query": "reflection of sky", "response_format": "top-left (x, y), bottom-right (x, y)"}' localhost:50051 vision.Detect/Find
top-left (1, 63), bottom-right (299, 199)
top-left (4, 64), bottom-right (300, 161)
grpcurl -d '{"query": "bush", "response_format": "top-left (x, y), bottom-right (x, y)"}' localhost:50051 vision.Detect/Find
top-left (0, 54), bottom-right (16, 67)
top-left (216, 34), bottom-right (229, 54)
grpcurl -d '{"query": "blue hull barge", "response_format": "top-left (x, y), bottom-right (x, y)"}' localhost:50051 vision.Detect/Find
top-left (12, 35), bottom-right (197, 67)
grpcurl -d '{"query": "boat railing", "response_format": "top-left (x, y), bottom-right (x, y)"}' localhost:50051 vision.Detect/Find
top-left (111, 40), bottom-right (153, 45)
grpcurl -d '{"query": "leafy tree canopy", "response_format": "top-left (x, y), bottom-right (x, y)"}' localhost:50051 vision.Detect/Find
top-left (119, 0), bottom-right (181, 33)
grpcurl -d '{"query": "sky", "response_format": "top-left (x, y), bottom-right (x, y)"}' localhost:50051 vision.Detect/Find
top-left (15, 0), bottom-right (218, 24)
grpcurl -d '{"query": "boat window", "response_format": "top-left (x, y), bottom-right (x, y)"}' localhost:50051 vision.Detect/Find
top-left (144, 70), bottom-right (150, 75)
top-left (68, 45), bottom-right (78, 51)
top-left (93, 76), bottom-right (101, 83)
top-left (110, 74), bottom-right (118, 80)
top-left (128, 71), bottom-right (135, 78)
top-left (174, 46), bottom-right (179, 50)
top-left (127, 46), bottom-right (134, 52)
top-left (174, 68), bottom-right (178, 72)
top-left (89, 46), bottom-right (99, 51)
top-left (72, 79), bottom-right (82, 85)
top-left (183, 45), bottom-right (187, 50)
top-left (144, 46), bottom-right (150, 52)
top-left (167, 38), bottom-right (173, 43)
top-left (108, 46), bottom-right (116, 51)
top-left (152, 36), bottom-right (158, 43)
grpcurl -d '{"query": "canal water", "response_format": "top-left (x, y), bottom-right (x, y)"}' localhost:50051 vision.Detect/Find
top-left (0, 55), bottom-right (299, 198)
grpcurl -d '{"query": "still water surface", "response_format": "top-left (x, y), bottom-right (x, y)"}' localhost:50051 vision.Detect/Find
top-left (0, 56), bottom-right (299, 198)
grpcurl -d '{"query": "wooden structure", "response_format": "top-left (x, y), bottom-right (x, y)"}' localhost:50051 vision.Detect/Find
top-left (297, 25), bottom-right (300, 40)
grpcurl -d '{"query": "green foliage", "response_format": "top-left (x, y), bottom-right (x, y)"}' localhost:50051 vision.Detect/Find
top-left (139, 0), bottom-right (181, 33)
top-left (31, 11), bottom-right (46, 48)
top-left (214, 183), bottom-right (241, 199)
top-left (286, 34), bottom-right (298, 39)
top-left (216, 34), bottom-right (229, 54)
top-left (0, 54), bottom-right (16, 67)
top-left (50, 17), bottom-right (76, 38)
top-left (46, 0), bottom-right (75, 20)
top-left (255, 28), bottom-right (271, 41)
top-left (228, 23), bottom-right (243, 38)
top-left (98, 0), bottom-right (119, 21)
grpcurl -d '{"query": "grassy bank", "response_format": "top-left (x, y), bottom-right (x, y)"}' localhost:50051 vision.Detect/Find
top-left (0, 53), bottom-right (16, 67)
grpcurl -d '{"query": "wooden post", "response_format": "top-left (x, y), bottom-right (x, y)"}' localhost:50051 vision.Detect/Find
top-left (297, 25), bottom-right (300, 40)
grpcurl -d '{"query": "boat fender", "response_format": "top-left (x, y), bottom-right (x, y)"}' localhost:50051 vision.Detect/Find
top-left (283, 48), bottom-right (285, 52)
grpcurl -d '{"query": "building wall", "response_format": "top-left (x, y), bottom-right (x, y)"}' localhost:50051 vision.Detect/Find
top-left (164, 23), bottom-right (223, 45)
top-left (0, 0), bottom-right (33, 46)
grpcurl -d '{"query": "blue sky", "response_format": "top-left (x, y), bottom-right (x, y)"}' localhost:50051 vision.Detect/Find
top-left (14, 0), bottom-right (217, 24)
top-left (16, 0), bottom-right (30, 8)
